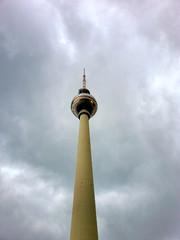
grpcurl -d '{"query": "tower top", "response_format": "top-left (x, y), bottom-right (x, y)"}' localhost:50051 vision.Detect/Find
top-left (71, 69), bottom-right (98, 119)
top-left (83, 68), bottom-right (86, 88)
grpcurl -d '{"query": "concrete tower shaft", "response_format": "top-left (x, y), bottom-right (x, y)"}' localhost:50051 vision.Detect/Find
top-left (70, 114), bottom-right (98, 240)
top-left (70, 70), bottom-right (98, 240)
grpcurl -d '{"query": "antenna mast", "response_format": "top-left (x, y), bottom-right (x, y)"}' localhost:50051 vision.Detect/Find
top-left (83, 68), bottom-right (86, 88)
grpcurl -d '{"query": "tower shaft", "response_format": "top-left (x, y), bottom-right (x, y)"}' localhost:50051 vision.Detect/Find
top-left (70, 113), bottom-right (98, 240)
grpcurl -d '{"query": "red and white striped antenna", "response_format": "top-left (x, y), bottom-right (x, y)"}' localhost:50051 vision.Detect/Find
top-left (83, 68), bottom-right (86, 88)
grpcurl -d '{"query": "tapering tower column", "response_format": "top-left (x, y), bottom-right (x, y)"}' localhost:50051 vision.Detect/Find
top-left (70, 69), bottom-right (98, 240)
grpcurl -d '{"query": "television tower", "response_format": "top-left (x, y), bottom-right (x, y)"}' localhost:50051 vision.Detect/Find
top-left (70, 69), bottom-right (98, 240)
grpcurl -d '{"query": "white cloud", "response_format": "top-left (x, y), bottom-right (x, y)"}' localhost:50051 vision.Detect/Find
top-left (0, 159), bottom-right (71, 240)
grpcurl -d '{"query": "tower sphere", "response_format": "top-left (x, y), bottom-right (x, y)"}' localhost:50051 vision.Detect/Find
top-left (71, 88), bottom-right (98, 119)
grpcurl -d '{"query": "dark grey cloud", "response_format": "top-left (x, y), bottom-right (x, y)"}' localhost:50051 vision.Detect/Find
top-left (0, 0), bottom-right (180, 240)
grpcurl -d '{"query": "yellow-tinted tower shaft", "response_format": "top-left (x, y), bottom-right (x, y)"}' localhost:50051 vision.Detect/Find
top-left (70, 113), bottom-right (98, 240)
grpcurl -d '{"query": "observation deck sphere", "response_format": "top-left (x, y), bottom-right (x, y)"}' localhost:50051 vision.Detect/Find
top-left (71, 88), bottom-right (97, 119)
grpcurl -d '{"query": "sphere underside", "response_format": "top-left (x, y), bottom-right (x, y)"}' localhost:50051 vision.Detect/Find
top-left (71, 93), bottom-right (97, 118)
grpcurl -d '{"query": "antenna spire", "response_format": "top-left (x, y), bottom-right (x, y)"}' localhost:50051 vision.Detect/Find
top-left (83, 68), bottom-right (86, 88)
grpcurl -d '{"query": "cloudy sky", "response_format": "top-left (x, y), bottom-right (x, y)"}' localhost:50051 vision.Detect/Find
top-left (0, 0), bottom-right (180, 239)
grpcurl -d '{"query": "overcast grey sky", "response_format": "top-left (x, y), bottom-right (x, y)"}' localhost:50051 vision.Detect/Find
top-left (0, 0), bottom-right (180, 240)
